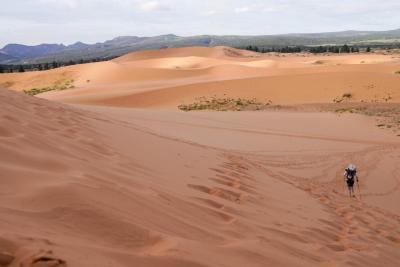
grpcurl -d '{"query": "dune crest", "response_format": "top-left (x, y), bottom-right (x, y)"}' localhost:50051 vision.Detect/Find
top-left (113, 46), bottom-right (261, 62)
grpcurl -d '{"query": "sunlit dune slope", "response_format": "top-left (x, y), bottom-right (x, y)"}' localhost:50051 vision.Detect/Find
top-left (113, 46), bottom-right (261, 62)
top-left (1, 46), bottom-right (399, 108)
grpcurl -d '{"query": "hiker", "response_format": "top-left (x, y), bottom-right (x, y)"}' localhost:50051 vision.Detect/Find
top-left (344, 164), bottom-right (358, 197)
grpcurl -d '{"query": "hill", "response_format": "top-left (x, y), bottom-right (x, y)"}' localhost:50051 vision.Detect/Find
top-left (1, 29), bottom-right (400, 64)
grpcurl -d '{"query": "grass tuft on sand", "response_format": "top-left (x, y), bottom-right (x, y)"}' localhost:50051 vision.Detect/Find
top-left (178, 96), bottom-right (272, 111)
top-left (342, 93), bottom-right (353, 98)
top-left (335, 104), bottom-right (400, 132)
top-left (23, 79), bottom-right (74, 96)
top-left (333, 92), bottom-right (353, 103)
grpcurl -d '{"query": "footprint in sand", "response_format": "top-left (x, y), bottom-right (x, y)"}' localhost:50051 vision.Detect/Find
top-left (19, 250), bottom-right (66, 267)
top-left (188, 184), bottom-right (245, 203)
top-left (0, 252), bottom-right (15, 267)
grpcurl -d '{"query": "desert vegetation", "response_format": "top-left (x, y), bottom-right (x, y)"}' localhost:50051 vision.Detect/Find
top-left (178, 96), bottom-right (272, 111)
top-left (334, 104), bottom-right (400, 133)
top-left (342, 92), bottom-right (353, 98)
top-left (333, 92), bottom-right (353, 103)
top-left (23, 79), bottom-right (74, 96)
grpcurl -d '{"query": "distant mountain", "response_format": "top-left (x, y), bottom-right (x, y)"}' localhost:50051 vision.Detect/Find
top-left (67, 42), bottom-right (90, 50)
top-left (1, 44), bottom-right (66, 60)
top-left (1, 29), bottom-right (400, 64)
top-left (0, 52), bottom-right (18, 64)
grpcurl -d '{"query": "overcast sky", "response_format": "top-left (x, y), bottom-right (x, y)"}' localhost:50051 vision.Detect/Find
top-left (1, 0), bottom-right (400, 47)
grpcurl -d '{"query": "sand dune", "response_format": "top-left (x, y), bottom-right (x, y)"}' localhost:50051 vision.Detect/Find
top-left (1, 46), bottom-right (400, 266)
top-left (105, 50), bottom-right (400, 108)
top-left (113, 46), bottom-right (261, 62)
top-left (118, 56), bottom-right (276, 70)
top-left (1, 46), bottom-right (399, 108)
top-left (1, 89), bottom-right (400, 266)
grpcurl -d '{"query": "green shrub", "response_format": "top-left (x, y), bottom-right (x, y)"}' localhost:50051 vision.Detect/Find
top-left (23, 79), bottom-right (74, 96)
top-left (178, 97), bottom-right (271, 111)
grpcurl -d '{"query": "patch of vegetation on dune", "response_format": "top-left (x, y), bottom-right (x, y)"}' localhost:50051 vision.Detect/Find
top-left (335, 106), bottom-right (367, 114)
top-left (334, 104), bottom-right (400, 133)
top-left (333, 92), bottom-right (353, 103)
top-left (23, 79), bottom-right (74, 96)
top-left (342, 92), bottom-right (353, 98)
top-left (395, 71), bottom-right (400, 75)
top-left (178, 96), bottom-right (273, 111)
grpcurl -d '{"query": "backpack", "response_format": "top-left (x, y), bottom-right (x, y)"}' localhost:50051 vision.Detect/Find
top-left (346, 168), bottom-right (356, 180)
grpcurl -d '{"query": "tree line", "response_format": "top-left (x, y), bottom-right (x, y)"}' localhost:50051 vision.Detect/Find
top-left (0, 56), bottom-right (117, 73)
top-left (243, 43), bottom-right (400, 54)
top-left (243, 44), bottom-right (368, 54)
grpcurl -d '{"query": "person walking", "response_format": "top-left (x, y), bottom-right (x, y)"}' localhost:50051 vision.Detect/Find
top-left (344, 164), bottom-right (358, 198)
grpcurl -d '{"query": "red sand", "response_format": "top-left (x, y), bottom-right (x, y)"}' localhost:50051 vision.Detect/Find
top-left (1, 46), bottom-right (399, 108)
top-left (0, 47), bottom-right (400, 267)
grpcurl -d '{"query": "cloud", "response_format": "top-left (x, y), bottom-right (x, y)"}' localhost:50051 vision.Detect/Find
top-left (1, 0), bottom-right (400, 47)
top-left (234, 4), bottom-right (280, 14)
top-left (36, 0), bottom-right (79, 8)
top-left (234, 6), bottom-right (251, 14)
top-left (138, 1), bottom-right (170, 12)
top-left (203, 10), bottom-right (217, 16)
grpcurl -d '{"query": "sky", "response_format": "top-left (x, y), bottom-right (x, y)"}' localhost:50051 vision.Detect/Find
top-left (1, 0), bottom-right (400, 47)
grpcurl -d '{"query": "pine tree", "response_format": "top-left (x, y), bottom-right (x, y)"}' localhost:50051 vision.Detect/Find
top-left (341, 44), bottom-right (350, 53)
top-left (366, 47), bottom-right (371, 52)
top-left (18, 65), bottom-right (25, 72)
